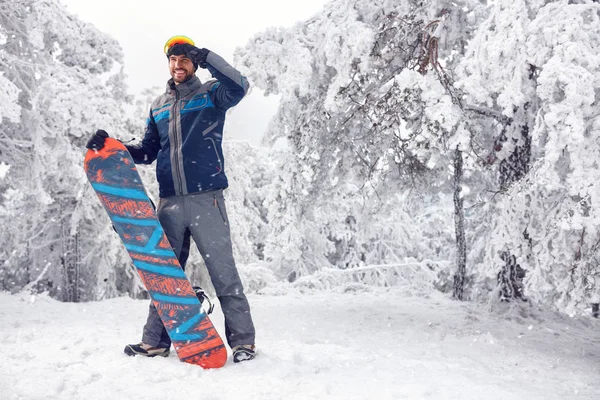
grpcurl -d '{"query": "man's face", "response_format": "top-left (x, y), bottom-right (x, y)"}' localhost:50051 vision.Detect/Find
top-left (169, 54), bottom-right (195, 84)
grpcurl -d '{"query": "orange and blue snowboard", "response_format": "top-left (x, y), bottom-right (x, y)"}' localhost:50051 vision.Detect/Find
top-left (84, 138), bottom-right (227, 369)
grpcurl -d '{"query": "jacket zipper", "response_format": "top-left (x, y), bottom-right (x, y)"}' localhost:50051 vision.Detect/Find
top-left (204, 137), bottom-right (223, 177)
top-left (173, 90), bottom-right (184, 194)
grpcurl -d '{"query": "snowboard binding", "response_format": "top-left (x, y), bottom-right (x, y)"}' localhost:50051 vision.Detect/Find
top-left (193, 286), bottom-right (214, 315)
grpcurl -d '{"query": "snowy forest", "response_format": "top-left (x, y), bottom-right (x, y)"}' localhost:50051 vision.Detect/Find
top-left (1, 0), bottom-right (600, 317)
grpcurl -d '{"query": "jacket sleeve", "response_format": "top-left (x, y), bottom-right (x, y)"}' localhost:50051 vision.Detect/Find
top-left (205, 51), bottom-right (250, 110)
top-left (125, 110), bottom-right (161, 164)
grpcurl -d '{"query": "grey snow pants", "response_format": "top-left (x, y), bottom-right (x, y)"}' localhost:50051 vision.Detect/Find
top-left (141, 189), bottom-right (255, 349)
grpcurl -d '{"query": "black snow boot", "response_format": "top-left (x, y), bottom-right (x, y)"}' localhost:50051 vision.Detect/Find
top-left (232, 345), bottom-right (256, 363)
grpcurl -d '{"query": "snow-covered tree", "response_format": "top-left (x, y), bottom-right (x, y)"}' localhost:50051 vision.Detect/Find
top-left (236, 0), bottom-right (600, 315)
top-left (236, 0), bottom-right (480, 286)
top-left (457, 0), bottom-right (600, 313)
top-left (0, 0), bottom-right (137, 301)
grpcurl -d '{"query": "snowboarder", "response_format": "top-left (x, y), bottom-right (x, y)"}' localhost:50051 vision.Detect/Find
top-left (86, 35), bottom-right (256, 363)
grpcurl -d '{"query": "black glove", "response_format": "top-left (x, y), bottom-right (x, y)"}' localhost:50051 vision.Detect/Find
top-left (186, 46), bottom-right (210, 69)
top-left (86, 129), bottom-right (109, 150)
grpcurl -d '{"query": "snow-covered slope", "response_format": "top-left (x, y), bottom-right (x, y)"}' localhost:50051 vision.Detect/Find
top-left (1, 289), bottom-right (598, 399)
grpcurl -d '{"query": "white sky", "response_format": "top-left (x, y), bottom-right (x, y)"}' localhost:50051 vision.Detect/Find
top-left (60, 0), bottom-right (329, 144)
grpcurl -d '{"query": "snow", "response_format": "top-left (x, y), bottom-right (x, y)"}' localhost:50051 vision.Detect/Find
top-left (0, 162), bottom-right (10, 180)
top-left (0, 71), bottom-right (21, 123)
top-left (1, 289), bottom-right (598, 400)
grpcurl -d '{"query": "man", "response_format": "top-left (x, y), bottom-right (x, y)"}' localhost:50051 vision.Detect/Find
top-left (86, 35), bottom-right (256, 363)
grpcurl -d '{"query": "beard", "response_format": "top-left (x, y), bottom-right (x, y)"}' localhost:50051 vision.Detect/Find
top-left (171, 69), bottom-right (194, 84)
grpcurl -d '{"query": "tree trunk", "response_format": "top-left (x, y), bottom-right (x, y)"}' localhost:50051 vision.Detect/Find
top-left (496, 106), bottom-right (533, 301)
top-left (497, 252), bottom-right (527, 301)
top-left (499, 123), bottom-right (532, 191)
top-left (452, 147), bottom-right (467, 300)
top-left (61, 220), bottom-right (81, 302)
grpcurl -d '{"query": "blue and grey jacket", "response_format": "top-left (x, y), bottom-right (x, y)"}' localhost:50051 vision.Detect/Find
top-left (126, 51), bottom-right (249, 198)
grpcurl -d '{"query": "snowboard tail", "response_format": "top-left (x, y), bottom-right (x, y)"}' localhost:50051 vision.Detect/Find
top-left (84, 138), bottom-right (227, 369)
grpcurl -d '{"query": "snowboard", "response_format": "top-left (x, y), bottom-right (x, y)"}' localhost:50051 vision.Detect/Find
top-left (84, 138), bottom-right (227, 369)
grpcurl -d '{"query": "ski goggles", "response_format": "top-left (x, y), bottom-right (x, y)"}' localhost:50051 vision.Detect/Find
top-left (164, 35), bottom-right (195, 54)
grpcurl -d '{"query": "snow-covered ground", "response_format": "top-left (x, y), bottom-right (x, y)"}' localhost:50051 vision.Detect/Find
top-left (1, 288), bottom-right (599, 400)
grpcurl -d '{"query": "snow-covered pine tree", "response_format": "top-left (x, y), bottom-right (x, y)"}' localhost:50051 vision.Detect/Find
top-left (457, 0), bottom-right (600, 313)
top-left (0, 0), bottom-right (138, 301)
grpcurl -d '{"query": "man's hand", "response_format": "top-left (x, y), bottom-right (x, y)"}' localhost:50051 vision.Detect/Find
top-left (86, 129), bottom-right (109, 150)
top-left (186, 46), bottom-right (210, 69)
